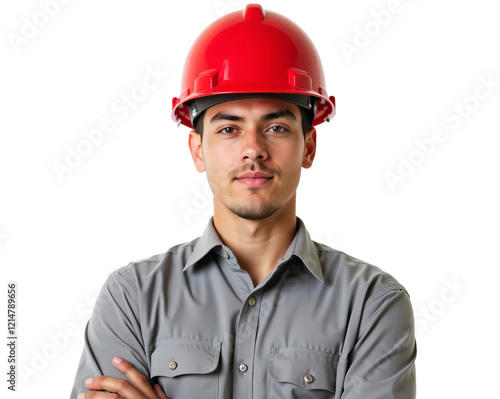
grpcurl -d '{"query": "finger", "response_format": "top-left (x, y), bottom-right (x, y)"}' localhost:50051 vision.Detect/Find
top-left (84, 375), bottom-right (140, 398)
top-left (78, 390), bottom-right (121, 399)
top-left (153, 383), bottom-right (169, 399)
top-left (111, 356), bottom-right (157, 398)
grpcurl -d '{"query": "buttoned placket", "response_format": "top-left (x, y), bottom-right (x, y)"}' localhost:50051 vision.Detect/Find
top-left (233, 289), bottom-right (262, 397)
top-left (233, 262), bottom-right (295, 398)
top-left (233, 288), bottom-right (262, 396)
top-left (218, 246), bottom-right (266, 399)
top-left (217, 244), bottom-right (299, 398)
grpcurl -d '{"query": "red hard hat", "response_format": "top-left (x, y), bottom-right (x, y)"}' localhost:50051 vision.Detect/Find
top-left (171, 4), bottom-right (336, 129)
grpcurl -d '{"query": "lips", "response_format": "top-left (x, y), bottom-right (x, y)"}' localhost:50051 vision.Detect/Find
top-left (235, 172), bottom-right (273, 187)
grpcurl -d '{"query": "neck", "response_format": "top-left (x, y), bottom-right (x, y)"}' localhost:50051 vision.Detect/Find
top-left (213, 199), bottom-right (297, 286)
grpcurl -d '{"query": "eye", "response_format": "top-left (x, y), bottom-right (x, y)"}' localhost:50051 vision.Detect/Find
top-left (268, 125), bottom-right (288, 133)
top-left (218, 127), bottom-right (237, 134)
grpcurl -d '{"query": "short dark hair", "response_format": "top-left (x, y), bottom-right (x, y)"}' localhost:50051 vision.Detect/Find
top-left (193, 106), bottom-right (314, 139)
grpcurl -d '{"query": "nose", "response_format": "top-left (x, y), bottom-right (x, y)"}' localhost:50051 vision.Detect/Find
top-left (241, 129), bottom-right (268, 162)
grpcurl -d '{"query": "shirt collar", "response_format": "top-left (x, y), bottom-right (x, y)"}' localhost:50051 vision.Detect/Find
top-left (183, 218), bottom-right (222, 271)
top-left (282, 217), bottom-right (324, 282)
top-left (184, 217), bottom-right (324, 283)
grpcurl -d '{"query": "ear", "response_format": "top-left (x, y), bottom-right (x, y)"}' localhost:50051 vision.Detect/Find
top-left (188, 130), bottom-right (205, 172)
top-left (302, 127), bottom-right (316, 169)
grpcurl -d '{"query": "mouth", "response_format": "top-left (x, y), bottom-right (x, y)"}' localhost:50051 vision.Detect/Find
top-left (235, 172), bottom-right (273, 187)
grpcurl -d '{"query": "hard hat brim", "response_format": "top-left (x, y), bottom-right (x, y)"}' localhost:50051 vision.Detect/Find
top-left (186, 93), bottom-right (317, 127)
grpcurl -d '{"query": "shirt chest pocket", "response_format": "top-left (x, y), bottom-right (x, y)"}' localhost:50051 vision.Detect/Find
top-left (268, 347), bottom-right (339, 399)
top-left (150, 339), bottom-right (222, 399)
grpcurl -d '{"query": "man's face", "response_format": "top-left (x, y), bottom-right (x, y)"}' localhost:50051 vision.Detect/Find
top-left (188, 98), bottom-right (316, 221)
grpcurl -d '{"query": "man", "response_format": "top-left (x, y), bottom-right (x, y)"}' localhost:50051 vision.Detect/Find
top-left (72, 4), bottom-right (416, 398)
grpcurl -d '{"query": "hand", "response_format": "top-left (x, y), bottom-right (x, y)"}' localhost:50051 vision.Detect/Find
top-left (78, 356), bottom-right (168, 399)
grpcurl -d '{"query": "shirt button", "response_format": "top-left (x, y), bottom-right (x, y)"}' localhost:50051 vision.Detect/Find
top-left (304, 374), bottom-right (314, 384)
top-left (239, 363), bottom-right (248, 373)
top-left (223, 251), bottom-right (230, 259)
top-left (169, 361), bottom-right (178, 370)
top-left (248, 297), bottom-right (256, 307)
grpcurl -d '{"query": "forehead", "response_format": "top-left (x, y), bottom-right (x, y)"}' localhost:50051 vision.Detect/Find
top-left (204, 98), bottom-right (301, 121)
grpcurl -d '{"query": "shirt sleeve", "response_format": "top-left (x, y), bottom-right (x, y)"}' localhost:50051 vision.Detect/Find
top-left (70, 267), bottom-right (149, 399)
top-left (338, 287), bottom-right (417, 399)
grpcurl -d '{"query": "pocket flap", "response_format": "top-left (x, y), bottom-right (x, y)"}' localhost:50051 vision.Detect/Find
top-left (151, 339), bottom-right (221, 378)
top-left (269, 347), bottom-right (338, 392)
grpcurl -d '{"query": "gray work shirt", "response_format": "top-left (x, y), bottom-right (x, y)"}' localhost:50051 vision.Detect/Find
top-left (71, 217), bottom-right (416, 398)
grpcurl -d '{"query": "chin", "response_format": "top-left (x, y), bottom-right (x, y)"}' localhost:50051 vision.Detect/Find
top-left (229, 202), bottom-right (281, 221)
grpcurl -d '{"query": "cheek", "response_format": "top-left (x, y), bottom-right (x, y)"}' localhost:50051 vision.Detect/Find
top-left (202, 149), bottom-right (231, 194)
top-left (276, 147), bottom-right (304, 185)
top-left (202, 140), bottom-right (230, 164)
top-left (283, 165), bottom-right (303, 188)
top-left (206, 169), bottom-right (230, 196)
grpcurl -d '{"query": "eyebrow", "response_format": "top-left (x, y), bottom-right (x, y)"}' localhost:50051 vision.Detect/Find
top-left (209, 108), bottom-right (297, 124)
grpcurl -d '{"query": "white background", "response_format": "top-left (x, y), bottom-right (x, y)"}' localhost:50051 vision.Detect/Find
top-left (1, 0), bottom-right (499, 397)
